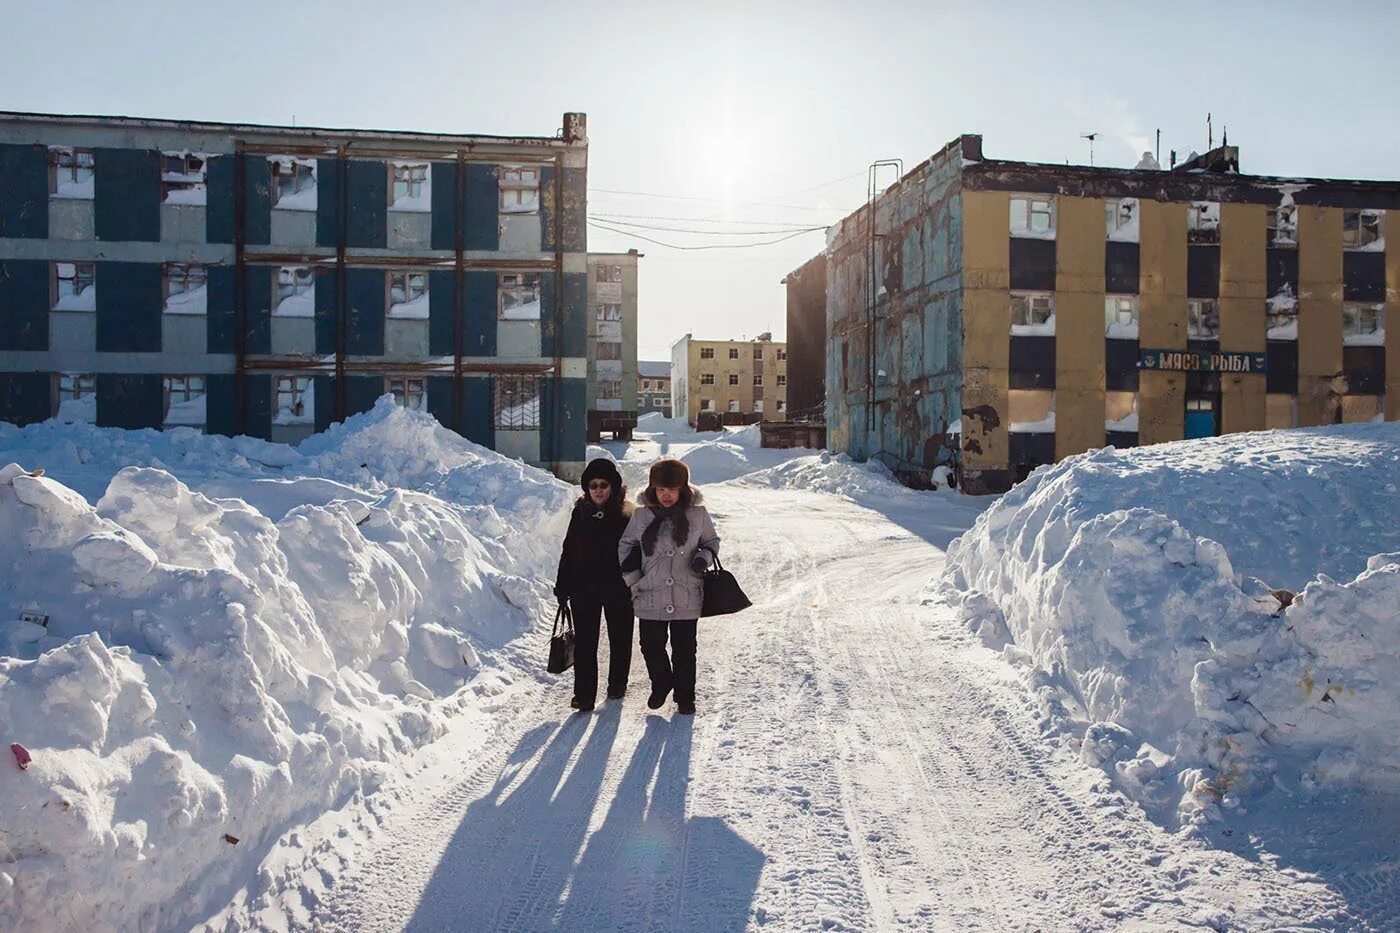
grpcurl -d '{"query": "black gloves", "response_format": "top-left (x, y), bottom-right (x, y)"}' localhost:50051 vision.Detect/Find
top-left (689, 549), bottom-right (712, 574)
top-left (620, 546), bottom-right (642, 573)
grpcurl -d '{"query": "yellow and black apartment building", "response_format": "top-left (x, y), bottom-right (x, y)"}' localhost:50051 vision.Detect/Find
top-left (797, 135), bottom-right (1399, 493)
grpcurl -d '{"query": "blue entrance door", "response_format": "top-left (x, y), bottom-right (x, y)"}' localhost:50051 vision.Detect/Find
top-left (1185, 409), bottom-right (1215, 438)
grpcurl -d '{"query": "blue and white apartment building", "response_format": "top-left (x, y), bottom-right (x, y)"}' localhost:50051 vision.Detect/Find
top-left (0, 110), bottom-right (590, 475)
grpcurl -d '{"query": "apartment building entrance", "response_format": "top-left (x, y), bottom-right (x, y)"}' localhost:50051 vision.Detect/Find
top-left (1185, 395), bottom-right (1221, 439)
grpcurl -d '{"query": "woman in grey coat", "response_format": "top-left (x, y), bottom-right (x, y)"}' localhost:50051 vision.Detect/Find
top-left (618, 458), bottom-right (719, 716)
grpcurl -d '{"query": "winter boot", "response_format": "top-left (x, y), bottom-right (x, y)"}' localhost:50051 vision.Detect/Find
top-left (647, 684), bottom-right (671, 710)
top-left (570, 696), bottom-right (594, 713)
top-left (676, 700), bottom-right (696, 716)
top-left (607, 686), bottom-right (626, 700)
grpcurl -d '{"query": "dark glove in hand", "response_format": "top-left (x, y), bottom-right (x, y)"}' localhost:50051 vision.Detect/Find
top-left (620, 546), bottom-right (642, 573)
top-left (689, 551), bottom-right (711, 574)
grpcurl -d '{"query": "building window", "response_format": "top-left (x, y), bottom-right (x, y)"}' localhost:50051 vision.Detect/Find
top-left (754, 345), bottom-right (764, 360)
top-left (598, 341), bottom-right (622, 360)
top-left (596, 303), bottom-right (622, 322)
top-left (494, 375), bottom-right (540, 429)
top-left (164, 376), bottom-right (206, 426)
top-left (275, 266), bottom-right (316, 316)
top-left (390, 161), bottom-right (430, 209)
top-left (52, 262), bottom-right (96, 312)
top-left (753, 373), bottom-right (763, 387)
top-left (1187, 202), bottom-right (1220, 244)
top-left (59, 373), bottom-right (97, 399)
top-left (777, 348), bottom-right (787, 361)
top-left (777, 400), bottom-right (786, 413)
top-left (1267, 285), bottom-right (1298, 339)
top-left (700, 373), bottom-right (715, 385)
top-left (728, 400), bottom-right (740, 413)
top-left (1267, 204), bottom-right (1298, 246)
top-left (49, 147), bottom-right (94, 198)
top-left (1011, 292), bottom-right (1054, 331)
top-left (700, 398), bottom-right (714, 411)
top-left (596, 264), bottom-right (623, 283)
top-left (700, 347), bottom-right (715, 360)
top-left (1343, 303), bottom-right (1385, 344)
top-left (754, 400), bottom-right (764, 413)
top-left (728, 373), bottom-right (740, 386)
top-left (653, 398), bottom-right (665, 408)
top-left (385, 376), bottom-right (426, 411)
top-left (1010, 195), bottom-right (1055, 237)
top-left (499, 166), bottom-right (540, 214)
top-left (728, 347), bottom-right (740, 360)
top-left (271, 158), bottom-right (317, 210)
top-left (599, 379), bottom-right (623, 400)
top-left (1105, 295), bottom-right (1139, 337)
top-left (275, 376), bottom-right (312, 422)
top-left (498, 273), bottom-right (542, 320)
top-left (777, 373), bottom-right (787, 387)
top-left (1105, 198), bottom-right (1139, 241)
top-left (1343, 210), bottom-right (1384, 250)
top-left (642, 379), bottom-right (652, 392)
top-left (388, 271), bottom-right (430, 318)
top-left (1188, 298), bottom-right (1220, 339)
top-left (161, 153), bottom-right (206, 204)
top-left (164, 263), bottom-right (208, 314)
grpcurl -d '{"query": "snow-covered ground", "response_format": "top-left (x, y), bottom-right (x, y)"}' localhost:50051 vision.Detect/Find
top-left (4, 411), bottom-right (1397, 930)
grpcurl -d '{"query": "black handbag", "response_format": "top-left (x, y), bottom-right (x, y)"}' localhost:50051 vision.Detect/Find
top-left (702, 556), bottom-right (752, 617)
top-left (547, 603), bottom-right (575, 674)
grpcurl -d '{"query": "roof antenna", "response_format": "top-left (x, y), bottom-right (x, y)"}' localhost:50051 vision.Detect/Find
top-left (1155, 128), bottom-right (1161, 164)
top-left (1207, 112), bottom-right (1213, 150)
top-left (1081, 132), bottom-right (1098, 166)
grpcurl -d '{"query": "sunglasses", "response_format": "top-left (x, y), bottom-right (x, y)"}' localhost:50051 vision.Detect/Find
top-left (587, 481), bottom-right (612, 490)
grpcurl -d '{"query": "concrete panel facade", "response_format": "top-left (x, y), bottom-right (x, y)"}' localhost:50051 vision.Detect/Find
top-left (271, 209), bottom-right (317, 248)
top-left (160, 205), bottom-right (206, 244)
top-left (1297, 206), bottom-right (1344, 426)
top-left (494, 429), bottom-right (541, 463)
top-left (1219, 203), bottom-right (1268, 434)
top-left (271, 316), bottom-right (315, 355)
top-left (1388, 209), bottom-right (1400, 421)
top-left (49, 199), bottom-right (93, 240)
top-left (49, 311), bottom-right (96, 352)
top-left (1137, 200), bottom-right (1188, 444)
top-left (497, 320), bottom-right (542, 358)
top-left (161, 313), bottom-right (207, 355)
top-left (387, 211), bottom-right (431, 252)
top-left (385, 318), bottom-right (430, 358)
top-left (1053, 196), bottom-right (1106, 460)
top-left (500, 214), bottom-right (543, 254)
top-left (961, 188), bottom-right (1010, 484)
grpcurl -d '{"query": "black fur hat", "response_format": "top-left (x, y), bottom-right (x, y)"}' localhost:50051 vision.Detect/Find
top-left (581, 457), bottom-right (623, 492)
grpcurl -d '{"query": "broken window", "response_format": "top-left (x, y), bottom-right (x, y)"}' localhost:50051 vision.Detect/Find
top-left (1188, 298), bottom-right (1220, 339)
top-left (1342, 303), bottom-right (1385, 343)
top-left (1105, 198), bottom-right (1138, 241)
top-left (59, 373), bottom-right (97, 399)
top-left (1010, 292), bottom-right (1054, 329)
top-left (596, 303), bottom-right (622, 322)
top-left (275, 376), bottom-right (312, 422)
top-left (275, 266), bottom-right (316, 316)
top-left (388, 271), bottom-right (429, 318)
top-left (271, 158), bottom-right (317, 210)
top-left (1267, 285), bottom-right (1298, 339)
top-left (700, 347), bottom-right (715, 360)
top-left (1266, 205), bottom-right (1298, 246)
top-left (1104, 295), bottom-right (1139, 337)
top-left (597, 341), bottom-right (622, 360)
top-left (164, 263), bottom-right (208, 314)
top-left (49, 147), bottom-right (94, 198)
top-left (499, 166), bottom-right (540, 214)
top-left (700, 398), bottom-right (714, 411)
top-left (595, 264), bottom-right (623, 283)
top-left (164, 376), bottom-right (207, 426)
top-left (754, 373), bottom-right (763, 387)
top-left (161, 153), bottom-right (207, 204)
top-left (777, 373), bottom-right (787, 387)
top-left (390, 162), bottom-right (430, 208)
top-left (498, 273), bottom-right (542, 320)
top-left (599, 379), bottom-right (623, 400)
top-left (1187, 202), bottom-right (1220, 244)
top-left (754, 400), bottom-right (764, 413)
top-left (386, 376), bottom-right (426, 410)
top-left (1010, 195), bottom-right (1055, 237)
top-left (777, 400), bottom-right (787, 412)
top-left (494, 374), bottom-right (541, 430)
top-left (53, 262), bottom-right (96, 311)
top-left (1342, 210), bottom-right (1383, 250)
top-left (777, 348), bottom-right (787, 361)
top-left (728, 400), bottom-right (740, 413)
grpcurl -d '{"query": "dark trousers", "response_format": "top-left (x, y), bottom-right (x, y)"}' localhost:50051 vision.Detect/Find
top-left (639, 619), bottom-right (698, 704)
top-left (572, 595), bottom-right (634, 704)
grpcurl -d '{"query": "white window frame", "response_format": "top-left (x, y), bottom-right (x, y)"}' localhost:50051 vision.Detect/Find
top-left (389, 270), bottom-right (429, 310)
top-left (700, 347), bottom-right (715, 360)
top-left (777, 348), bottom-right (787, 361)
top-left (777, 373), bottom-right (787, 387)
top-left (728, 373), bottom-right (740, 386)
top-left (700, 373), bottom-right (715, 385)
top-left (1342, 303), bottom-right (1385, 342)
top-left (1342, 210), bottom-right (1384, 250)
top-left (753, 373), bottom-right (763, 387)
top-left (1011, 291), bottom-right (1054, 328)
top-left (53, 261), bottom-right (96, 310)
top-left (728, 347), bottom-right (740, 360)
top-left (1010, 194), bottom-right (1056, 238)
top-left (499, 166), bottom-right (541, 214)
top-left (498, 272), bottom-right (542, 320)
top-left (1188, 298), bottom-right (1220, 340)
top-left (1105, 295), bottom-right (1139, 334)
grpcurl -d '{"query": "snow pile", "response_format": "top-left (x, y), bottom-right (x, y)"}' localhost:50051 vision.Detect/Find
top-left (0, 401), bottom-right (573, 930)
top-left (743, 450), bottom-right (956, 499)
top-left (941, 423), bottom-right (1400, 826)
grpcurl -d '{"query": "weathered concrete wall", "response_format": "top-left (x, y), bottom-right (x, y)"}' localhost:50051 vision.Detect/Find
top-left (1389, 209), bottom-right (1400, 421)
top-left (1298, 206), bottom-right (1344, 426)
top-left (1219, 202), bottom-right (1267, 433)
top-left (1138, 200), bottom-right (1187, 444)
top-left (784, 253), bottom-right (827, 419)
top-left (1053, 196), bottom-right (1106, 460)
top-left (960, 189), bottom-right (1009, 489)
top-left (825, 137), bottom-right (966, 477)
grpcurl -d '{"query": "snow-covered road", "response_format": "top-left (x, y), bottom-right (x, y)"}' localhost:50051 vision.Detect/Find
top-left (267, 484), bottom-right (1354, 932)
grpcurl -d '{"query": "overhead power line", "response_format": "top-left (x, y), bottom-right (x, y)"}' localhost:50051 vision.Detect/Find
top-left (589, 187), bottom-right (840, 213)
top-left (587, 220), bottom-right (825, 251)
top-left (590, 211), bottom-right (840, 226)
top-left (589, 216), bottom-right (827, 236)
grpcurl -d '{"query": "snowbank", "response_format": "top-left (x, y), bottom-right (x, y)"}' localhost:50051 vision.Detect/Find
top-left (0, 400), bottom-right (573, 930)
top-left (941, 423), bottom-right (1400, 826)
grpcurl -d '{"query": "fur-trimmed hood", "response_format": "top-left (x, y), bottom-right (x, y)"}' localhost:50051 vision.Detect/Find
top-left (573, 495), bottom-right (636, 520)
top-left (638, 486), bottom-right (705, 509)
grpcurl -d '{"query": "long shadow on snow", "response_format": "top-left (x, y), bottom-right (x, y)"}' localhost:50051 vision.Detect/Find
top-left (556, 715), bottom-right (764, 931)
top-left (404, 707), bottom-right (618, 931)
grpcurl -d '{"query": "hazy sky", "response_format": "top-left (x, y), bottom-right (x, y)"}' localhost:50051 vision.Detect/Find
top-left (5, 0), bottom-right (1398, 360)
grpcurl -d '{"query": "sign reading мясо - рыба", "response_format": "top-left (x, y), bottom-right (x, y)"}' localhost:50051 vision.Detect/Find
top-left (1138, 349), bottom-right (1267, 373)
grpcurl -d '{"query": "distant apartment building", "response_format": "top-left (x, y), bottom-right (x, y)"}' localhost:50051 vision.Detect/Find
top-left (585, 250), bottom-right (639, 441)
top-left (670, 333), bottom-right (788, 425)
top-left (802, 134), bottom-right (1398, 493)
top-left (637, 360), bottom-right (672, 416)
top-left (0, 109), bottom-right (591, 475)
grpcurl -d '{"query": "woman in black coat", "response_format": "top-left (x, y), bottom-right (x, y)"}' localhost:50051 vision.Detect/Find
top-left (554, 458), bottom-right (636, 712)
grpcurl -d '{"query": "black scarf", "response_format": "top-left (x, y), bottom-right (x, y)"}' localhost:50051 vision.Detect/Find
top-left (641, 503), bottom-right (689, 556)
